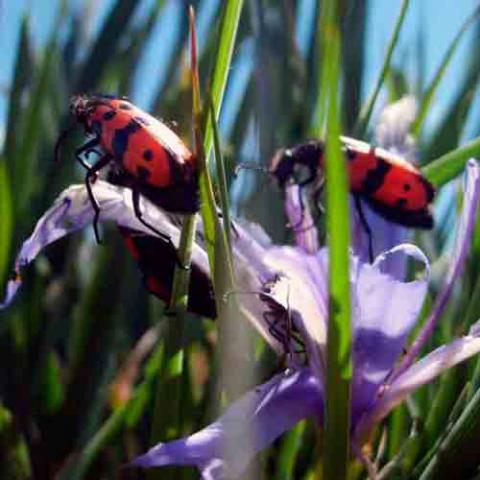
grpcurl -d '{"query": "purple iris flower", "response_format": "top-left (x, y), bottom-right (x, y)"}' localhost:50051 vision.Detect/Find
top-left (130, 160), bottom-right (480, 479)
top-left (2, 153), bottom-right (480, 478)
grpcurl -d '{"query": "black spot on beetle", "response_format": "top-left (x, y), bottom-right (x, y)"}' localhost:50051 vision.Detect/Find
top-left (136, 166), bottom-right (151, 181)
top-left (361, 161), bottom-right (391, 194)
top-left (345, 148), bottom-right (357, 161)
top-left (111, 120), bottom-right (141, 160)
top-left (403, 183), bottom-right (411, 192)
top-left (143, 149), bottom-right (153, 161)
top-left (103, 110), bottom-right (116, 121)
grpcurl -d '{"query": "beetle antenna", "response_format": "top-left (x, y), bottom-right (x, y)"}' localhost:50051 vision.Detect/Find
top-left (54, 122), bottom-right (77, 163)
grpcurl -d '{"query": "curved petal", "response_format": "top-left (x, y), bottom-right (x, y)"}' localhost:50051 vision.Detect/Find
top-left (263, 247), bottom-right (329, 381)
top-left (391, 159), bottom-right (480, 380)
top-left (0, 182), bottom-right (209, 308)
top-left (354, 320), bottom-right (480, 443)
top-left (352, 201), bottom-right (410, 278)
top-left (351, 244), bottom-right (430, 420)
top-left (229, 220), bottom-right (285, 352)
top-left (130, 369), bottom-right (323, 479)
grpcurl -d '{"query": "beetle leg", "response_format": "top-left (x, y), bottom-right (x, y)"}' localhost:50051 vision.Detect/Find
top-left (75, 136), bottom-right (101, 170)
top-left (131, 188), bottom-right (190, 271)
top-left (354, 195), bottom-right (374, 262)
top-left (85, 154), bottom-right (113, 244)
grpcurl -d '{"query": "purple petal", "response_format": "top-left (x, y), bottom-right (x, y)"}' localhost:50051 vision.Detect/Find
top-left (284, 184), bottom-right (319, 253)
top-left (351, 244), bottom-right (429, 420)
top-left (352, 201), bottom-right (410, 278)
top-left (229, 220), bottom-right (287, 352)
top-left (355, 320), bottom-right (480, 443)
top-left (391, 159), bottom-right (480, 380)
top-left (0, 182), bottom-right (209, 308)
top-left (0, 276), bottom-right (22, 309)
top-left (130, 369), bottom-right (323, 479)
top-left (262, 247), bottom-right (329, 380)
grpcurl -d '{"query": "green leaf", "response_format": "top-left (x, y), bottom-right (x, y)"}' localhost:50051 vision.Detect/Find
top-left (0, 159), bottom-right (13, 285)
top-left (275, 420), bottom-right (307, 480)
top-left (202, 0), bottom-right (244, 161)
top-left (422, 136), bottom-right (480, 187)
top-left (418, 385), bottom-right (480, 479)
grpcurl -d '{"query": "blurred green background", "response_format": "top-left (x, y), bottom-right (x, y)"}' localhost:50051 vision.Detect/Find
top-left (2, 1), bottom-right (480, 479)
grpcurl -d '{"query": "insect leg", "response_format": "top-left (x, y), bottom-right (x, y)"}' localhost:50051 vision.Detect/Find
top-left (85, 154), bottom-right (113, 244)
top-left (312, 177), bottom-right (325, 215)
top-left (131, 188), bottom-right (189, 270)
top-left (264, 311), bottom-right (289, 351)
top-left (75, 136), bottom-right (101, 170)
top-left (354, 195), bottom-right (374, 262)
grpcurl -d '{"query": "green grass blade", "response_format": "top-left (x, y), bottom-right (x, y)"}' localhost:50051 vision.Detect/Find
top-left (210, 98), bottom-right (233, 258)
top-left (190, 6), bottom-right (218, 274)
top-left (341, 0), bottom-right (367, 132)
top-left (354, 0), bottom-right (410, 137)
top-left (195, 5), bottom-right (254, 419)
top-left (418, 385), bottom-right (480, 480)
top-left (4, 15), bottom-right (32, 172)
top-left (202, 0), bottom-right (244, 160)
top-left (117, 1), bottom-right (167, 95)
top-left (14, 29), bottom-right (60, 217)
top-left (422, 136), bottom-right (480, 187)
top-left (275, 420), bottom-right (307, 480)
top-left (319, 2), bottom-right (352, 479)
top-left (412, 5), bottom-right (480, 137)
top-left (424, 23), bottom-right (480, 162)
top-left (65, 235), bottom-right (126, 444)
top-left (0, 159), bottom-right (13, 285)
top-left (148, 221), bottom-right (194, 450)
top-left (0, 403), bottom-right (32, 479)
top-left (74, 0), bottom-right (140, 92)
top-left (147, 11), bottom-right (200, 470)
top-left (57, 343), bottom-right (165, 480)
top-left (198, 0), bottom-right (244, 270)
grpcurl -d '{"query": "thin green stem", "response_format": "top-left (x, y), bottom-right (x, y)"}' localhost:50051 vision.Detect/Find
top-left (353, 0), bottom-right (410, 137)
top-left (320, 1), bottom-right (352, 479)
top-left (412, 5), bottom-right (480, 137)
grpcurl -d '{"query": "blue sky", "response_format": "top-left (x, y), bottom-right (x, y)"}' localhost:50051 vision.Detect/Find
top-left (1, 0), bottom-right (479, 139)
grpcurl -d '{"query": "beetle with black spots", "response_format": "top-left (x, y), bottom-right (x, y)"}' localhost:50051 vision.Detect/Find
top-left (269, 136), bottom-right (435, 260)
top-left (55, 93), bottom-right (198, 247)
